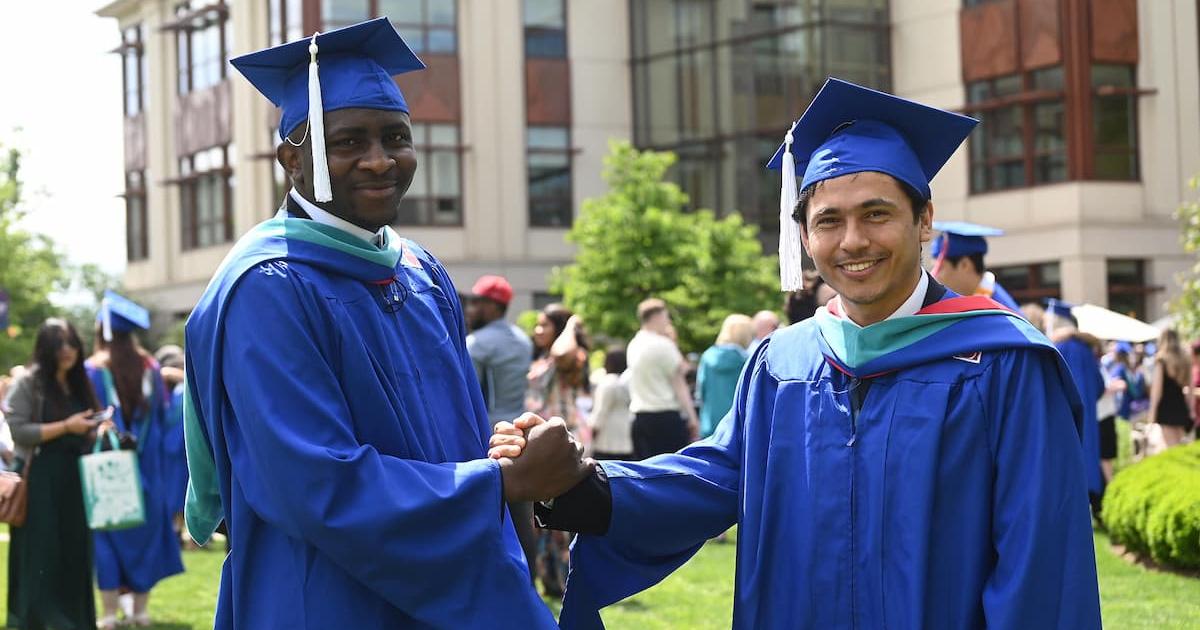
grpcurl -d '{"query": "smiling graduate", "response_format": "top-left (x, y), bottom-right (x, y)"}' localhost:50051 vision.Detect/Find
top-left (182, 18), bottom-right (590, 629)
top-left (492, 78), bottom-right (1102, 629)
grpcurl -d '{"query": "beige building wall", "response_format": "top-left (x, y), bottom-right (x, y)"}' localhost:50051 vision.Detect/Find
top-left (100, 0), bottom-right (633, 319)
top-left (891, 0), bottom-right (1199, 320)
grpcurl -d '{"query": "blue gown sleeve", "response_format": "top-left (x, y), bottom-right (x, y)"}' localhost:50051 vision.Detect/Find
top-left (978, 348), bottom-right (1102, 629)
top-left (558, 349), bottom-right (761, 629)
top-left (219, 269), bottom-right (516, 621)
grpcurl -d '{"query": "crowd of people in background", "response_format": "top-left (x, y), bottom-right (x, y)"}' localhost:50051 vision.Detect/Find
top-left (0, 293), bottom-right (190, 630)
top-left (0, 271), bottom-right (1196, 622)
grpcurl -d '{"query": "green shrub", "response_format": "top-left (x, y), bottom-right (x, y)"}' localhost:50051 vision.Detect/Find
top-left (1102, 442), bottom-right (1200, 569)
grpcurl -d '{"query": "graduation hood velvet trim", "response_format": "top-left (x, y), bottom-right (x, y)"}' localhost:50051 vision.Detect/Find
top-left (814, 295), bottom-right (1052, 378)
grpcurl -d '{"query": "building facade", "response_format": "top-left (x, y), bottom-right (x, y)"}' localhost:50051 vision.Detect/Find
top-left (98, 0), bottom-right (631, 319)
top-left (101, 0), bottom-right (1198, 323)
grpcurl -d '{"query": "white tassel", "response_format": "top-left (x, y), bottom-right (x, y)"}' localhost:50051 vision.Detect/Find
top-left (101, 297), bottom-right (113, 343)
top-left (308, 34), bottom-right (333, 203)
top-left (778, 120), bottom-right (805, 291)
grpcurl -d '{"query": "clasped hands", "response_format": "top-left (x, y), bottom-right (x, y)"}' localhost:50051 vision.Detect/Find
top-left (491, 413), bottom-right (594, 503)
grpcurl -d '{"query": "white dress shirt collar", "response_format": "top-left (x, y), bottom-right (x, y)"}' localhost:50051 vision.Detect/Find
top-left (288, 188), bottom-right (384, 246)
top-left (836, 271), bottom-right (930, 328)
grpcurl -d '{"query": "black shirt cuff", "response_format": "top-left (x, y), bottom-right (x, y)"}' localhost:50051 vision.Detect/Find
top-left (533, 465), bottom-right (612, 535)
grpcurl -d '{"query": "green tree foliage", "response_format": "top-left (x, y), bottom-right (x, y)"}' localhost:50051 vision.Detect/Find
top-left (1173, 175), bottom-right (1200, 339)
top-left (1102, 441), bottom-right (1200, 570)
top-left (553, 141), bottom-right (779, 353)
top-left (0, 144), bottom-right (71, 369)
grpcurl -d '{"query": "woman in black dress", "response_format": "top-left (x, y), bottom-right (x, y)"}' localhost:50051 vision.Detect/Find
top-left (2, 319), bottom-right (105, 630)
top-left (1149, 328), bottom-right (1194, 448)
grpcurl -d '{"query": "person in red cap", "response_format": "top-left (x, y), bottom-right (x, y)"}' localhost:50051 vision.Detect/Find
top-left (464, 275), bottom-right (538, 574)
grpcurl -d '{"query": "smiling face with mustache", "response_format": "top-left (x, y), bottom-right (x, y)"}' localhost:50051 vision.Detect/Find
top-left (798, 171), bottom-right (934, 327)
top-left (278, 107), bottom-right (417, 231)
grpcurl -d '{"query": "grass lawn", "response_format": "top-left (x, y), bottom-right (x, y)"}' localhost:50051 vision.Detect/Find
top-left (1, 524), bottom-right (1197, 628)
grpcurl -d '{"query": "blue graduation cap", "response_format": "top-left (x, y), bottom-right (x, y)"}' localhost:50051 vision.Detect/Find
top-left (97, 290), bottom-right (150, 341)
top-left (765, 78), bottom-right (979, 291)
top-left (1043, 298), bottom-right (1078, 331)
top-left (230, 17), bottom-right (425, 202)
top-left (930, 221), bottom-right (1005, 259)
top-left (1114, 340), bottom-right (1133, 354)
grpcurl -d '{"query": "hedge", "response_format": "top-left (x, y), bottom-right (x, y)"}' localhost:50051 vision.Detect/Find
top-left (1101, 441), bottom-right (1200, 570)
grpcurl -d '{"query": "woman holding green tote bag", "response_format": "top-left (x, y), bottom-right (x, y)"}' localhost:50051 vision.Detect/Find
top-left (3, 319), bottom-right (105, 630)
top-left (86, 291), bottom-right (184, 629)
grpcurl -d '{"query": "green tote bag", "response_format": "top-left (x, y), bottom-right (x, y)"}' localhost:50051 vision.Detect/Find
top-left (78, 431), bottom-right (146, 531)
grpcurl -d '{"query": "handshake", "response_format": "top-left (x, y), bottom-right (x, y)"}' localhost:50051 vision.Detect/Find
top-left (490, 413), bottom-right (595, 503)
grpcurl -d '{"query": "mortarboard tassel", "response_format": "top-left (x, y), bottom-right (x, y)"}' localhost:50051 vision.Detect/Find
top-left (778, 120), bottom-right (804, 292)
top-left (307, 34), bottom-right (333, 203)
top-left (101, 296), bottom-right (113, 343)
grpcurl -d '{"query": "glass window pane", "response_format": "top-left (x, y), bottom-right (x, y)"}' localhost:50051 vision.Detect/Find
top-left (1032, 66), bottom-right (1064, 91)
top-left (428, 0), bottom-right (456, 25)
top-left (431, 150), bottom-right (460, 196)
top-left (524, 0), bottom-right (564, 28)
top-left (679, 49), bottom-right (716, 139)
top-left (676, 0), bottom-right (713, 47)
top-left (323, 0), bottom-right (370, 28)
top-left (1039, 263), bottom-right (1061, 287)
top-left (635, 0), bottom-right (678, 56)
top-left (286, 0), bottom-right (304, 40)
top-left (993, 74), bottom-right (1021, 97)
top-left (527, 126), bottom-right (569, 149)
top-left (380, 0), bottom-right (422, 23)
top-left (1092, 64), bottom-right (1134, 88)
top-left (408, 149), bottom-right (430, 197)
top-left (428, 29), bottom-right (456, 53)
top-left (429, 124), bottom-right (458, 146)
top-left (1094, 152), bottom-right (1137, 180)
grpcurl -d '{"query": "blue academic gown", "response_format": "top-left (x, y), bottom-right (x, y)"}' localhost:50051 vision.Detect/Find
top-left (163, 383), bottom-right (188, 515)
top-left (86, 362), bottom-right (186, 592)
top-left (556, 294), bottom-right (1102, 629)
top-left (992, 280), bottom-right (1021, 311)
top-left (1054, 334), bottom-right (1106, 496)
top-left (183, 211), bottom-right (555, 629)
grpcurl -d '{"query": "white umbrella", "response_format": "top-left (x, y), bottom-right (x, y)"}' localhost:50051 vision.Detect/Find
top-left (1072, 303), bottom-right (1161, 343)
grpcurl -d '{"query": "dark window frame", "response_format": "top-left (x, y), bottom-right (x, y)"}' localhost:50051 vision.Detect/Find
top-left (125, 170), bottom-right (149, 262)
top-left (966, 68), bottom-right (1069, 193)
top-left (172, 1), bottom-right (230, 96)
top-left (523, 0), bottom-right (568, 59)
top-left (1106, 258), bottom-right (1155, 320)
top-left (526, 125), bottom-right (575, 228)
top-left (121, 24), bottom-right (145, 116)
top-left (268, 0), bottom-right (305, 46)
top-left (395, 122), bottom-right (466, 227)
top-left (178, 145), bottom-right (234, 251)
top-left (992, 261), bottom-right (1063, 305)
top-left (318, 0), bottom-right (458, 53)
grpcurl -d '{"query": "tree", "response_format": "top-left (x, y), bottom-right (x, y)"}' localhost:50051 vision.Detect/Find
top-left (1173, 174), bottom-right (1200, 340)
top-left (554, 141), bottom-right (779, 353)
top-left (0, 143), bottom-right (72, 370)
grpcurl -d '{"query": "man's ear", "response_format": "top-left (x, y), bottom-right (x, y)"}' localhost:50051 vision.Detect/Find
top-left (918, 201), bottom-right (935, 244)
top-left (277, 142), bottom-right (304, 187)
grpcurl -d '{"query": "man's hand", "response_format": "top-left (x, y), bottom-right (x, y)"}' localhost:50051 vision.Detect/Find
top-left (489, 412), bottom-right (543, 459)
top-left (496, 414), bottom-right (595, 503)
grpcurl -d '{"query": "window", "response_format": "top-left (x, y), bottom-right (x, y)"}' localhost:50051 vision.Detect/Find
top-left (319, 0), bottom-right (456, 52)
top-left (993, 262), bottom-right (1061, 306)
top-left (630, 0), bottom-right (890, 238)
top-left (121, 25), bottom-right (146, 116)
top-left (268, 0), bottom-right (304, 46)
top-left (1107, 259), bottom-right (1151, 320)
top-left (175, 2), bottom-right (229, 94)
top-left (383, 0), bottom-right (457, 54)
top-left (180, 145), bottom-right (234, 250)
top-left (1092, 65), bottom-right (1139, 181)
top-left (527, 127), bottom-right (573, 227)
top-left (524, 0), bottom-right (566, 58)
top-left (125, 171), bottom-right (148, 262)
top-left (396, 124), bottom-right (462, 226)
top-left (967, 67), bottom-right (1068, 192)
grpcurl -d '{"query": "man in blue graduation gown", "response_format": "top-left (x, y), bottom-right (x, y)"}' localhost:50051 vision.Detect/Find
top-left (183, 19), bottom-right (590, 629)
top-left (930, 221), bottom-right (1022, 311)
top-left (491, 79), bottom-right (1102, 629)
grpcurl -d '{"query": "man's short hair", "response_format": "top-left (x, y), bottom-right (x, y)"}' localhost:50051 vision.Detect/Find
top-left (637, 298), bottom-right (668, 323)
top-left (792, 174), bottom-right (928, 229)
top-left (946, 253), bottom-right (985, 276)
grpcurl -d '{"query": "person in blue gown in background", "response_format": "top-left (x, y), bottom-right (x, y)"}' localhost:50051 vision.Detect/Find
top-left (87, 291), bottom-right (185, 629)
top-left (1045, 299), bottom-right (1107, 515)
top-left (492, 79), bottom-right (1102, 629)
top-left (929, 221), bottom-right (1022, 312)
top-left (183, 19), bottom-right (591, 629)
